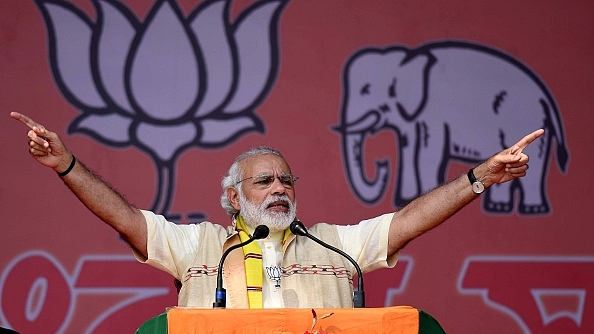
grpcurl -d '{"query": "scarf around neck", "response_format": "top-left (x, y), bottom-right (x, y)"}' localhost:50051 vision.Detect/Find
top-left (234, 215), bottom-right (292, 308)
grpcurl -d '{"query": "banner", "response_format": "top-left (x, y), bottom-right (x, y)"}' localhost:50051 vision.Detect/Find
top-left (1, 1), bottom-right (592, 333)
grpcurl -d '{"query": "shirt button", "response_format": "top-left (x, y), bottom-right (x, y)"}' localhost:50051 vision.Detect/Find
top-left (266, 245), bottom-right (271, 249)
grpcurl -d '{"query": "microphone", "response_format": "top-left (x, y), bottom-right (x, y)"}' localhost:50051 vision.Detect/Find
top-left (213, 224), bottom-right (269, 308)
top-left (289, 219), bottom-right (365, 308)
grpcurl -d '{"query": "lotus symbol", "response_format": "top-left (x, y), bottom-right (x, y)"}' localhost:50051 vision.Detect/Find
top-left (35, 0), bottom-right (289, 221)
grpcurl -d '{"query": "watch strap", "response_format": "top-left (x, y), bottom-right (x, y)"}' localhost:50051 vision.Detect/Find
top-left (467, 168), bottom-right (478, 184)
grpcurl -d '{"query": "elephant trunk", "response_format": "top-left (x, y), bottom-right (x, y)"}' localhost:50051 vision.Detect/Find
top-left (341, 132), bottom-right (390, 204)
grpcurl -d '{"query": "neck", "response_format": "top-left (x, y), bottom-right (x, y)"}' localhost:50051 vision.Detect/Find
top-left (264, 229), bottom-right (284, 242)
top-left (243, 223), bottom-right (284, 241)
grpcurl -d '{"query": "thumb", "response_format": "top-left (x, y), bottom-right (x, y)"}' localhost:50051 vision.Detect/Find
top-left (34, 125), bottom-right (67, 157)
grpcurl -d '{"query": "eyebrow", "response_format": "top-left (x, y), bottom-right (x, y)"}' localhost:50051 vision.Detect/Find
top-left (253, 172), bottom-right (292, 177)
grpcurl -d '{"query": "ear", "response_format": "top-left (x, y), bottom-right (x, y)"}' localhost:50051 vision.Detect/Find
top-left (227, 187), bottom-right (241, 211)
top-left (395, 50), bottom-right (435, 121)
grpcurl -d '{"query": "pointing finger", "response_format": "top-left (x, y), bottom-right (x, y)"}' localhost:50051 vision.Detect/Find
top-left (510, 129), bottom-right (545, 155)
top-left (12, 111), bottom-right (51, 140)
top-left (10, 111), bottom-right (40, 130)
top-left (11, 112), bottom-right (52, 150)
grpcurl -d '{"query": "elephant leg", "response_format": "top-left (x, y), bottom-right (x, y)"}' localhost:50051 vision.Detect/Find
top-left (395, 122), bottom-right (443, 206)
top-left (417, 124), bottom-right (452, 193)
top-left (394, 137), bottom-right (419, 206)
top-left (483, 143), bottom-right (551, 214)
top-left (484, 182), bottom-right (514, 213)
top-left (517, 146), bottom-right (551, 214)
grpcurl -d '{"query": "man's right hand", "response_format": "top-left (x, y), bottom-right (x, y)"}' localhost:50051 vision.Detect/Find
top-left (10, 111), bottom-right (73, 174)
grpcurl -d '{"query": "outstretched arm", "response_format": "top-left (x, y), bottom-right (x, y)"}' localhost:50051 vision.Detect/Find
top-left (10, 112), bottom-right (148, 258)
top-left (387, 129), bottom-right (545, 256)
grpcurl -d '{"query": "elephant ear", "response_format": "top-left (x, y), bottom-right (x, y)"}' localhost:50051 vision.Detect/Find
top-left (396, 51), bottom-right (436, 121)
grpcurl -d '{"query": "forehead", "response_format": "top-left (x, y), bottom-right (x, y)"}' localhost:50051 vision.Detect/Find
top-left (240, 154), bottom-right (291, 176)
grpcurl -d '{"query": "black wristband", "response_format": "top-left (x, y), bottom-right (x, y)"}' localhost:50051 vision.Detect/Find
top-left (467, 168), bottom-right (478, 184)
top-left (57, 155), bottom-right (76, 177)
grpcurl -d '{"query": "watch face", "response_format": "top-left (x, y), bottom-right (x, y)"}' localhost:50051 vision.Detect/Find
top-left (472, 181), bottom-right (485, 194)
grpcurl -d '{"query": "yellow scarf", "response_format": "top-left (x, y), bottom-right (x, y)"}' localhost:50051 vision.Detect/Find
top-left (235, 215), bottom-right (264, 308)
top-left (235, 215), bottom-right (292, 308)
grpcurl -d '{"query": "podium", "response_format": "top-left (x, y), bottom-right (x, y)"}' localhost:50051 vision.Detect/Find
top-left (136, 306), bottom-right (446, 333)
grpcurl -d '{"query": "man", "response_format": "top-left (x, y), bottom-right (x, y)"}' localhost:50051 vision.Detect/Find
top-left (11, 111), bottom-right (544, 308)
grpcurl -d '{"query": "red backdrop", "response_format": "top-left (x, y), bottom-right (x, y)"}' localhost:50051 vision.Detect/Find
top-left (1, 1), bottom-right (593, 333)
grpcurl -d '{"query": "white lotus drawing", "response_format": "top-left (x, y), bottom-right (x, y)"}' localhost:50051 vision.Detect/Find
top-left (36, 0), bottom-right (288, 221)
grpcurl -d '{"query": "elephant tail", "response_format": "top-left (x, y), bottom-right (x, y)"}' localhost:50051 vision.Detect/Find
top-left (555, 137), bottom-right (569, 173)
top-left (541, 98), bottom-right (569, 173)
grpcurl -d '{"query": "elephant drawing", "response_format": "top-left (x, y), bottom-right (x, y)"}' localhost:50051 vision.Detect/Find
top-left (335, 40), bottom-right (569, 215)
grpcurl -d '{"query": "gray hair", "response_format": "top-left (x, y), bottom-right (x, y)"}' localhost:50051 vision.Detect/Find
top-left (220, 146), bottom-right (286, 217)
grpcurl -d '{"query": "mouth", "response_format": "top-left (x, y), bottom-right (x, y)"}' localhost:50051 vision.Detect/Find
top-left (267, 200), bottom-right (290, 212)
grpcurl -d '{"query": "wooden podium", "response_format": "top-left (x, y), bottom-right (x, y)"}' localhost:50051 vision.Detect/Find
top-left (135, 306), bottom-right (446, 333)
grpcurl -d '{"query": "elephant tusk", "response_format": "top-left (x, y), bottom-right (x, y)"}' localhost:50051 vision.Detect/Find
top-left (335, 110), bottom-right (381, 134)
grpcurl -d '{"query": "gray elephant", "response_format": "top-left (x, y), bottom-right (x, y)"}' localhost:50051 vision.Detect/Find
top-left (335, 40), bottom-right (569, 215)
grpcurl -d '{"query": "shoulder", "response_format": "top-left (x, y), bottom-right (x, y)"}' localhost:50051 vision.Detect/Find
top-left (309, 222), bottom-right (339, 233)
top-left (140, 210), bottom-right (229, 236)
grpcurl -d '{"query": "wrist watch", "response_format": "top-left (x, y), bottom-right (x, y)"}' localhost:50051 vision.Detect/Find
top-left (467, 168), bottom-right (484, 194)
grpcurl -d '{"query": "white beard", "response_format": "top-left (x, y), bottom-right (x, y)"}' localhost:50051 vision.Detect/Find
top-left (239, 193), bottom-right (297, 233)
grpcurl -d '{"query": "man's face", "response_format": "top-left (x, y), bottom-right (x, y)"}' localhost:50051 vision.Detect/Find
top-left (228, 154), bottom-right (297, 232)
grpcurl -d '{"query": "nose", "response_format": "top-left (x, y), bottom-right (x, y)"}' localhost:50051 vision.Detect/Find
top-left (269, 176), bottom-right (286, 195)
